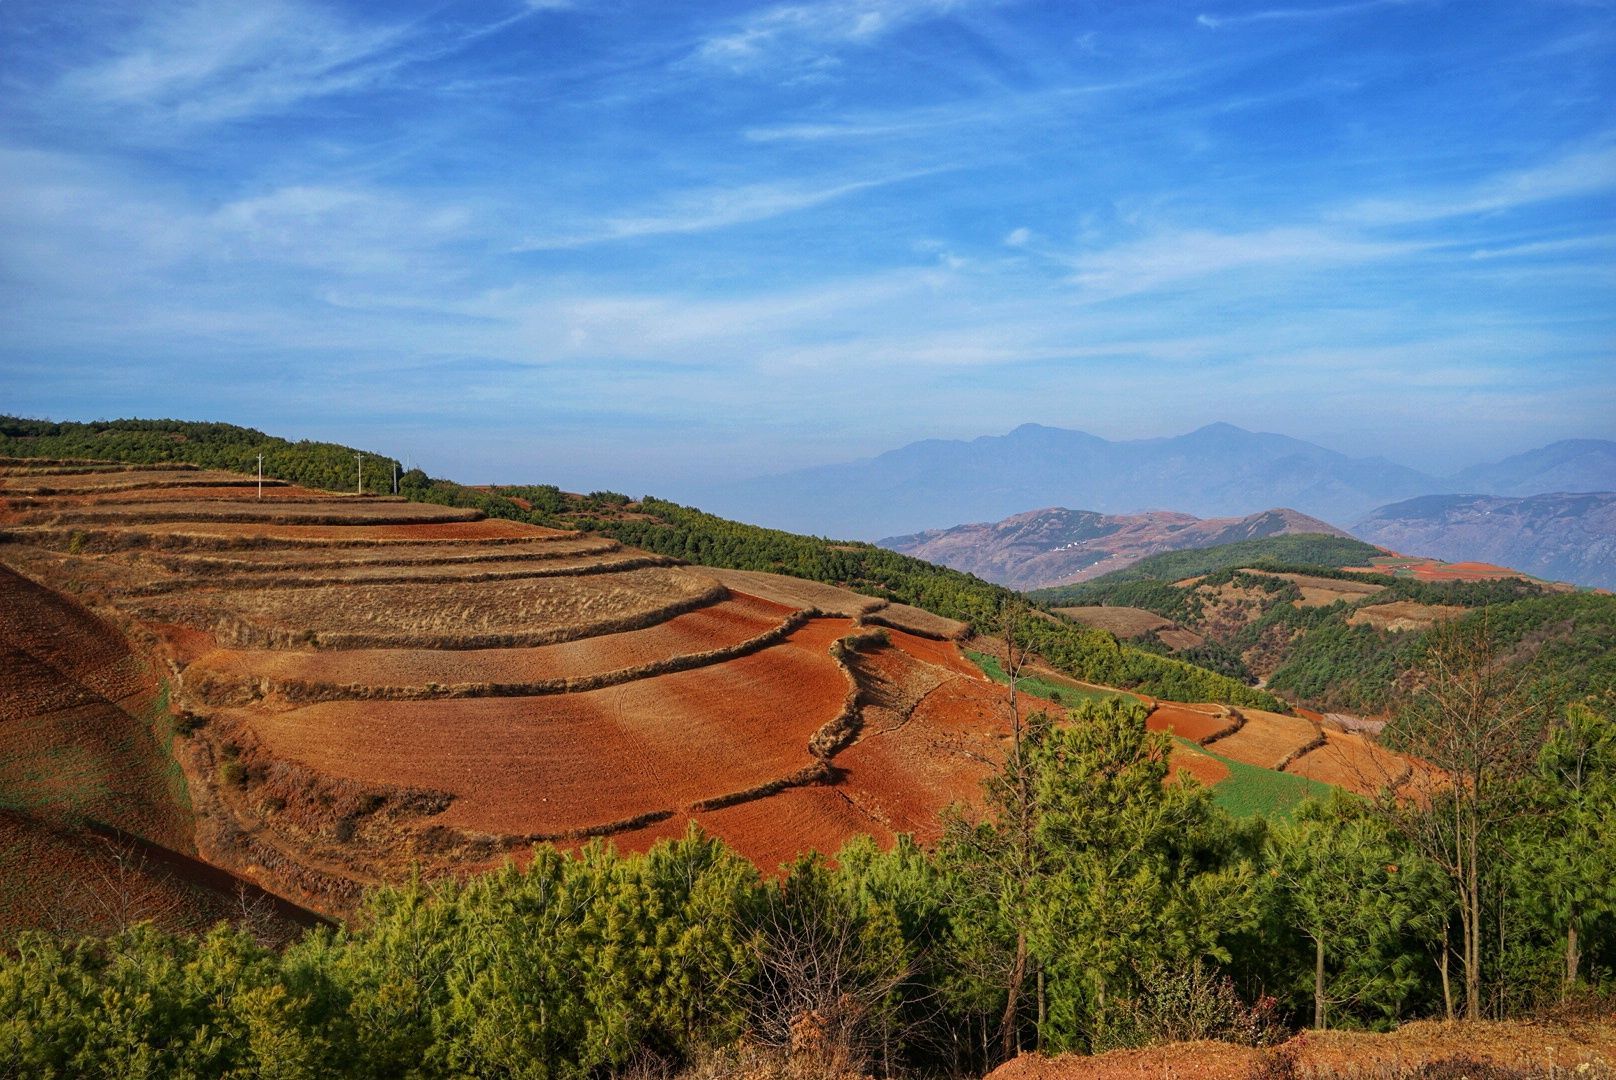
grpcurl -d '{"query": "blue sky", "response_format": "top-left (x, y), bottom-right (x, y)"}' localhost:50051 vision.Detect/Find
top-left (1, 0), bottom-right (1612, 493)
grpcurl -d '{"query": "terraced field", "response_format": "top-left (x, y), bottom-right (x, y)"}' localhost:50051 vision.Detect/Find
top-left (0, 458), bottom-right (1017, 916)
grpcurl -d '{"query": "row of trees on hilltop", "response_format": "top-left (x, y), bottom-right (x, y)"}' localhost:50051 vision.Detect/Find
top-left (5, 652), bottom-right (1613, 1078)
top-left (0, 417), bottom-right (403, 497)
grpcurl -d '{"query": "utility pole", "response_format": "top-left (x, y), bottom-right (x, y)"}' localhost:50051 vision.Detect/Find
top-left (256, 453), bottom-right (263, 500)
top-left (393, 462), bottom-right (399, 495)
top-left (355, 453), bottom-right (363, 496)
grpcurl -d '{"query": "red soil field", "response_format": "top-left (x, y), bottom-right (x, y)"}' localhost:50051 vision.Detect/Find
top-left (92, 518), bottom-right (564, 543)
top-left (230, 617), bottom-right (857, 836)
top-left (835, 657), bottom-right (1018, 844)
top-left (867, 602), bottom-right (968, 640)
top-left (17, 482), bottom-right (332, 504)
top-left (25, 499), bottom-right (487, 527)
top-left (133, 565), bottom-right (723, 648)
top-left (885, 627), bottom-right (988, 678)
top-left (154, 536), bottom-right (618, 569)
top-left (987, 1019), bottom-right (1616, 1080)
top-left (1286, 730), bottom-right (1410, 795)
top-left (1146, 704), bottom-right (1233, 743)
top-left (185, 591), bottom-right (795, 695)
top-left (622, 786), bottom-right (898, 873)
top-left (1409, 560), bottom-right (1522, 580)
top-left (706, 567), bottom-right (886, 617)
top-left (1206, 708), bottom-right (1321, 771)
top-left (1166, 745), bottom-right (1230, 787)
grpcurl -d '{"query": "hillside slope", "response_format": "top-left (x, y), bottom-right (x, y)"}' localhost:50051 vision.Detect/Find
top-left (1353, 492), bottom-right (1616, 590)
top-left (881, 506), bottom-right (1350, 589)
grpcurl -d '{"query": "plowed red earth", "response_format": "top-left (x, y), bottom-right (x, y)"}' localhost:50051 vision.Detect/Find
top-left (987, 1019), bottom-right (1616, 1079)
top-left (1166, 745), bottom-right (1230, 786)
top-left (230, 618), bottom-right (857, 835)
top-left (835, 652), bottom-right (1017, 844)
top-left (886, 627), bottom-right (986, 678)
top-left (187, 592), bottom-right (794, 691)
top-left (28, 483), bottom-right (333, 503)
top-left (622, 786), bottom-right (897, 872)
top-left (1146, 704), bottom-right (1231, 743)
top-left (110, 519), bottom-right (563, 542)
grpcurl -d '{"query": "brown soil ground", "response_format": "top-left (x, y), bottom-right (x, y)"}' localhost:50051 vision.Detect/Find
top-left (1167, 744), bottom-right (1231, 786)
top-left (987, 1018), bottom-right (1616, 1079)
top-left (0, 566), bottom-right (190, 851)
top-left (84, 518), bottom-right (562, 544)
top-left (1147, 704), bottom-right (1235, 743)
top-left (622, 785), bottom-right (897, 873)
top-left (0, 811), bottom-right (312, 945)
top-left (226, 617), bottom-right (857, 837)
top-left (1156, 628), bottom-right (1207, 650)
top-left (833, 640), bottom-right (1009, 843)
top-left (183, 592), bottom-right (795, 698)
top-left (1410, 560), bottom-right (1525, 581)
top-left (17, 498), bottom-right (486, 527)
top-left (869, 601), bottom-right (969, 640)
top-left (705, 567), bottom-right (886, 617)
top-left (133, 566), bottom-right (724, 648)
top-left (1208, 708), bottom-right (1321, 771)
top-left (1349, 601), bottom-right (1467, 633)
top-left (1056, 606), bottom-right (1176, 638)
top-left (1286, 730), bottom-right (1412, 795)
top-left (1240, 570), bottom-right (1387, 608)
top-left (151, 536), bottom-right (618, 570)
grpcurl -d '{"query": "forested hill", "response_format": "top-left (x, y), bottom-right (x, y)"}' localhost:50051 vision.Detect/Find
top-left (1035, 534), bottom-right (1616, 716)
top-left (0, 416), bottom-right (1283, 711)
top-left (1028, 534), bottom-right (1384, 603)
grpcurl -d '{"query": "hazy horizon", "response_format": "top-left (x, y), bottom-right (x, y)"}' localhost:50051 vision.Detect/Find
top-left (4, 1), bottom-right (1614, 494)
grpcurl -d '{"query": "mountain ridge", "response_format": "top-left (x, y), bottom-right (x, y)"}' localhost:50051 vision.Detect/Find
top-left (694, 423), bottom-right (1616, 541)
top-left (881, 505), bottom-right (1352, 590)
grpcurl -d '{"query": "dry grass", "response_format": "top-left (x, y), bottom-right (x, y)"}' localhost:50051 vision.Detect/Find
top-left (705, 567), bottom-right (886, 617)
top-left (133, 566), bottom-right (727, 648)
top-left (1349, 601), bottom-right (1467, 632)
top-left (20, 499), bottom-right (486, 527)
top-left (1208, 708), bottom-right (1324, 771)
top-left (1057, 605), bottom-right (1176, 638)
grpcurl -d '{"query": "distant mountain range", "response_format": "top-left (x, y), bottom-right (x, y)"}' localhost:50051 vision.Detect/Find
top-left (1354, 493), bottom-right (1616, 591)
top-left (694, 423), bottom-right (1616, 542)
top-left (881, 507), bottom-right (1350, 591)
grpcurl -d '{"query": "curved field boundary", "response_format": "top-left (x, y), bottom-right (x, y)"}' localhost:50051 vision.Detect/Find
top-left (811, 630), bottom-right (883, 759)
top-left (120, 552), bottom-right (677, 596)
top-left (22, 503), bottom-right (486, 527)
top-left (1198, 706), bottom-right (1245, 746)
top-left (0, 460), bottom-right (199, 474)
top-left (150, 539), bottom-right (619, 574)
top-left (1274, 720), bottom-right (1329, 772)
top-left (6, 523), bottom-right (581, 552)
top-left (863, 602), bottom-right (969, 641)
top-left (184, 608), bottom-right (812, 705)
top-left (3, 477), bottom-right (289, 497)
top-left (199, 579), bottom-right (732, 651)
top-left (687, 760), bottom-right (837, 813)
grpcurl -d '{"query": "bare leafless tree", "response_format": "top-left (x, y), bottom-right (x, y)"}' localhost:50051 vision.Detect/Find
top-left (1373, 613), bottom-right (1547, 1021)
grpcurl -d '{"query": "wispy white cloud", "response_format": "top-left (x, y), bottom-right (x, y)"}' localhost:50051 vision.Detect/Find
top-left (514, 170), bottom-right (941, 249)
top-left (692, 0), bottom-right (986, 73)
top-left (1196, 0), bottom-right (1416, 30)
top-left (1342, 142), bottom-right (1616, 225)
top-left (1063, 225), bottom-right (1418, 298)
top-left (55, 1), bottom-right (414, 129)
